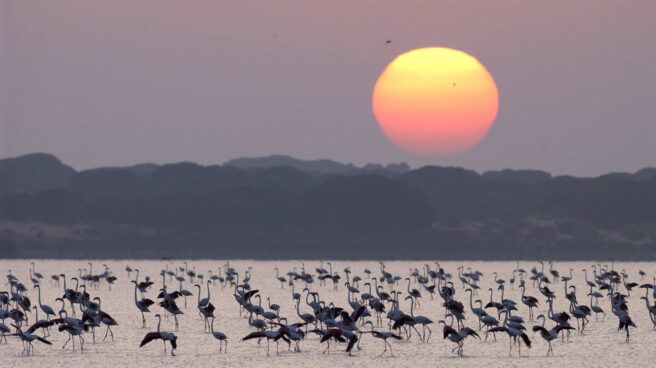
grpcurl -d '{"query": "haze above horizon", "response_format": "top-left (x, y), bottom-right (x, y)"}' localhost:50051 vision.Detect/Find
top-left (1, 1), bottom-right (655, 176)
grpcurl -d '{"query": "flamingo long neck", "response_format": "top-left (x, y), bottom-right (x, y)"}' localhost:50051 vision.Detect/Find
top-left (37, 286), bottom-right (43, 306)
top-left (156, 316), bottom-right (161, 332)
top-left (409, 298), bottom-right (415, 317)
top-left (468, 291), bottom-right (474, 310)
top-left (648, 307), bottom-right (656, 325)
top-left (407, 279), bottom-right (411, 293)
top-left (207, 282), bottom-right (211, 301)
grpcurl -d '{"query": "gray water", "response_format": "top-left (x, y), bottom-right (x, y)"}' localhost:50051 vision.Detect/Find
top-left (1, 260), bottom-right (654, 367)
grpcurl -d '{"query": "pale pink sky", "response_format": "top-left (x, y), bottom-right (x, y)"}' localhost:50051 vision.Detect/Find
top-left (1, 1), bottom-right (655, 175)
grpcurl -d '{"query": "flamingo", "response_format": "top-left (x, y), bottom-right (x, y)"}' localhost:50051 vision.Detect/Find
top-left (34, 284), bottom-right (56, 321)
top-left (10, 324), bottom-right (52, 355)
top-left (438, 319), bottom-right (480, 356)
top-left (209, 317), bottom-right (228, 353)
top-left (405, 296), bottom-right (433, 342)
top-left (532, 314), bottom-right (574, 355)
top-left (405, 277), bottom-right (422, 307)
top-left (362, 321), bottom-right (402, 356)
top-left (519, 285), bottom-right (539, 321)
top-left (131, 280), bottom-right (154, 328)
top-left (489, 311), bottom-right (531, 356)
top-left (140, 314), bottom-right (177, 356)
top-left (242, 329), bottom-right (285, 356)
top-left (274, 267), bottom-right (287, 289)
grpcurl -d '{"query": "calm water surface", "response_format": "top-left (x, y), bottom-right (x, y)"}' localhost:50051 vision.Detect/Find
top-left (1, 260), bottom-right (654, 367)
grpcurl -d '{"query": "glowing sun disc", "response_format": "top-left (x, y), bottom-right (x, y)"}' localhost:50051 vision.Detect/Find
top-left (372, 47), bottom-right (499, 157)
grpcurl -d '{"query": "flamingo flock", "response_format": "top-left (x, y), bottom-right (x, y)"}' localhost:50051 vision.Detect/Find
top-left (0, 259), bottom-right (654, 360)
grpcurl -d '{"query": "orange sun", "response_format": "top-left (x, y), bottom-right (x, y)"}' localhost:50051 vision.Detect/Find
top-left (372, 47), bottom-right (499, 157)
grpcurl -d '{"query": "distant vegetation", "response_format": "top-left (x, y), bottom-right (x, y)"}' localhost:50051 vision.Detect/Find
top-left (1, 153), bottom-right (655, 259)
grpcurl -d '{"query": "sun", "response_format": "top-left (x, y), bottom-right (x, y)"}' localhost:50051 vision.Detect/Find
top-left (372, 47), bottom-right (499, 157)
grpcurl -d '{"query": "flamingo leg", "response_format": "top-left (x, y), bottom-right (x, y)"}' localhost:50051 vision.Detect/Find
top-left (62, 334), bottom-right (71, 350)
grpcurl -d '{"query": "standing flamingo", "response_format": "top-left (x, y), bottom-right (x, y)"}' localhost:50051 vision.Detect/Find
top-left (140, 314), bottom-right (178, 356)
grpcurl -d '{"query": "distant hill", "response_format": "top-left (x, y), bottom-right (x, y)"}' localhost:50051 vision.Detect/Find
top-left (482, 169), bottom-right (552, 183)
top-left (224, 154), bottom-right (411, 176)
top-left (225, 154), bottom-right (356, 175)
top-left (0, 152), bottom-right (654, 260)
top-left (126, 163), bottom-right (160, 176)
top-left (0, 153), bottom-right (75, 195)
top-left (634, 167), bottom-right (656, 181)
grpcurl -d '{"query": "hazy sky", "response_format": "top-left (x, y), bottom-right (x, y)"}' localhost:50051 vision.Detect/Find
top-left (1, 1), bottom-right (655, 175)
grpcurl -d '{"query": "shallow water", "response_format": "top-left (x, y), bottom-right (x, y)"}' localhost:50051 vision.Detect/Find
top-left (1, 260), bottom-right (654, 367)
